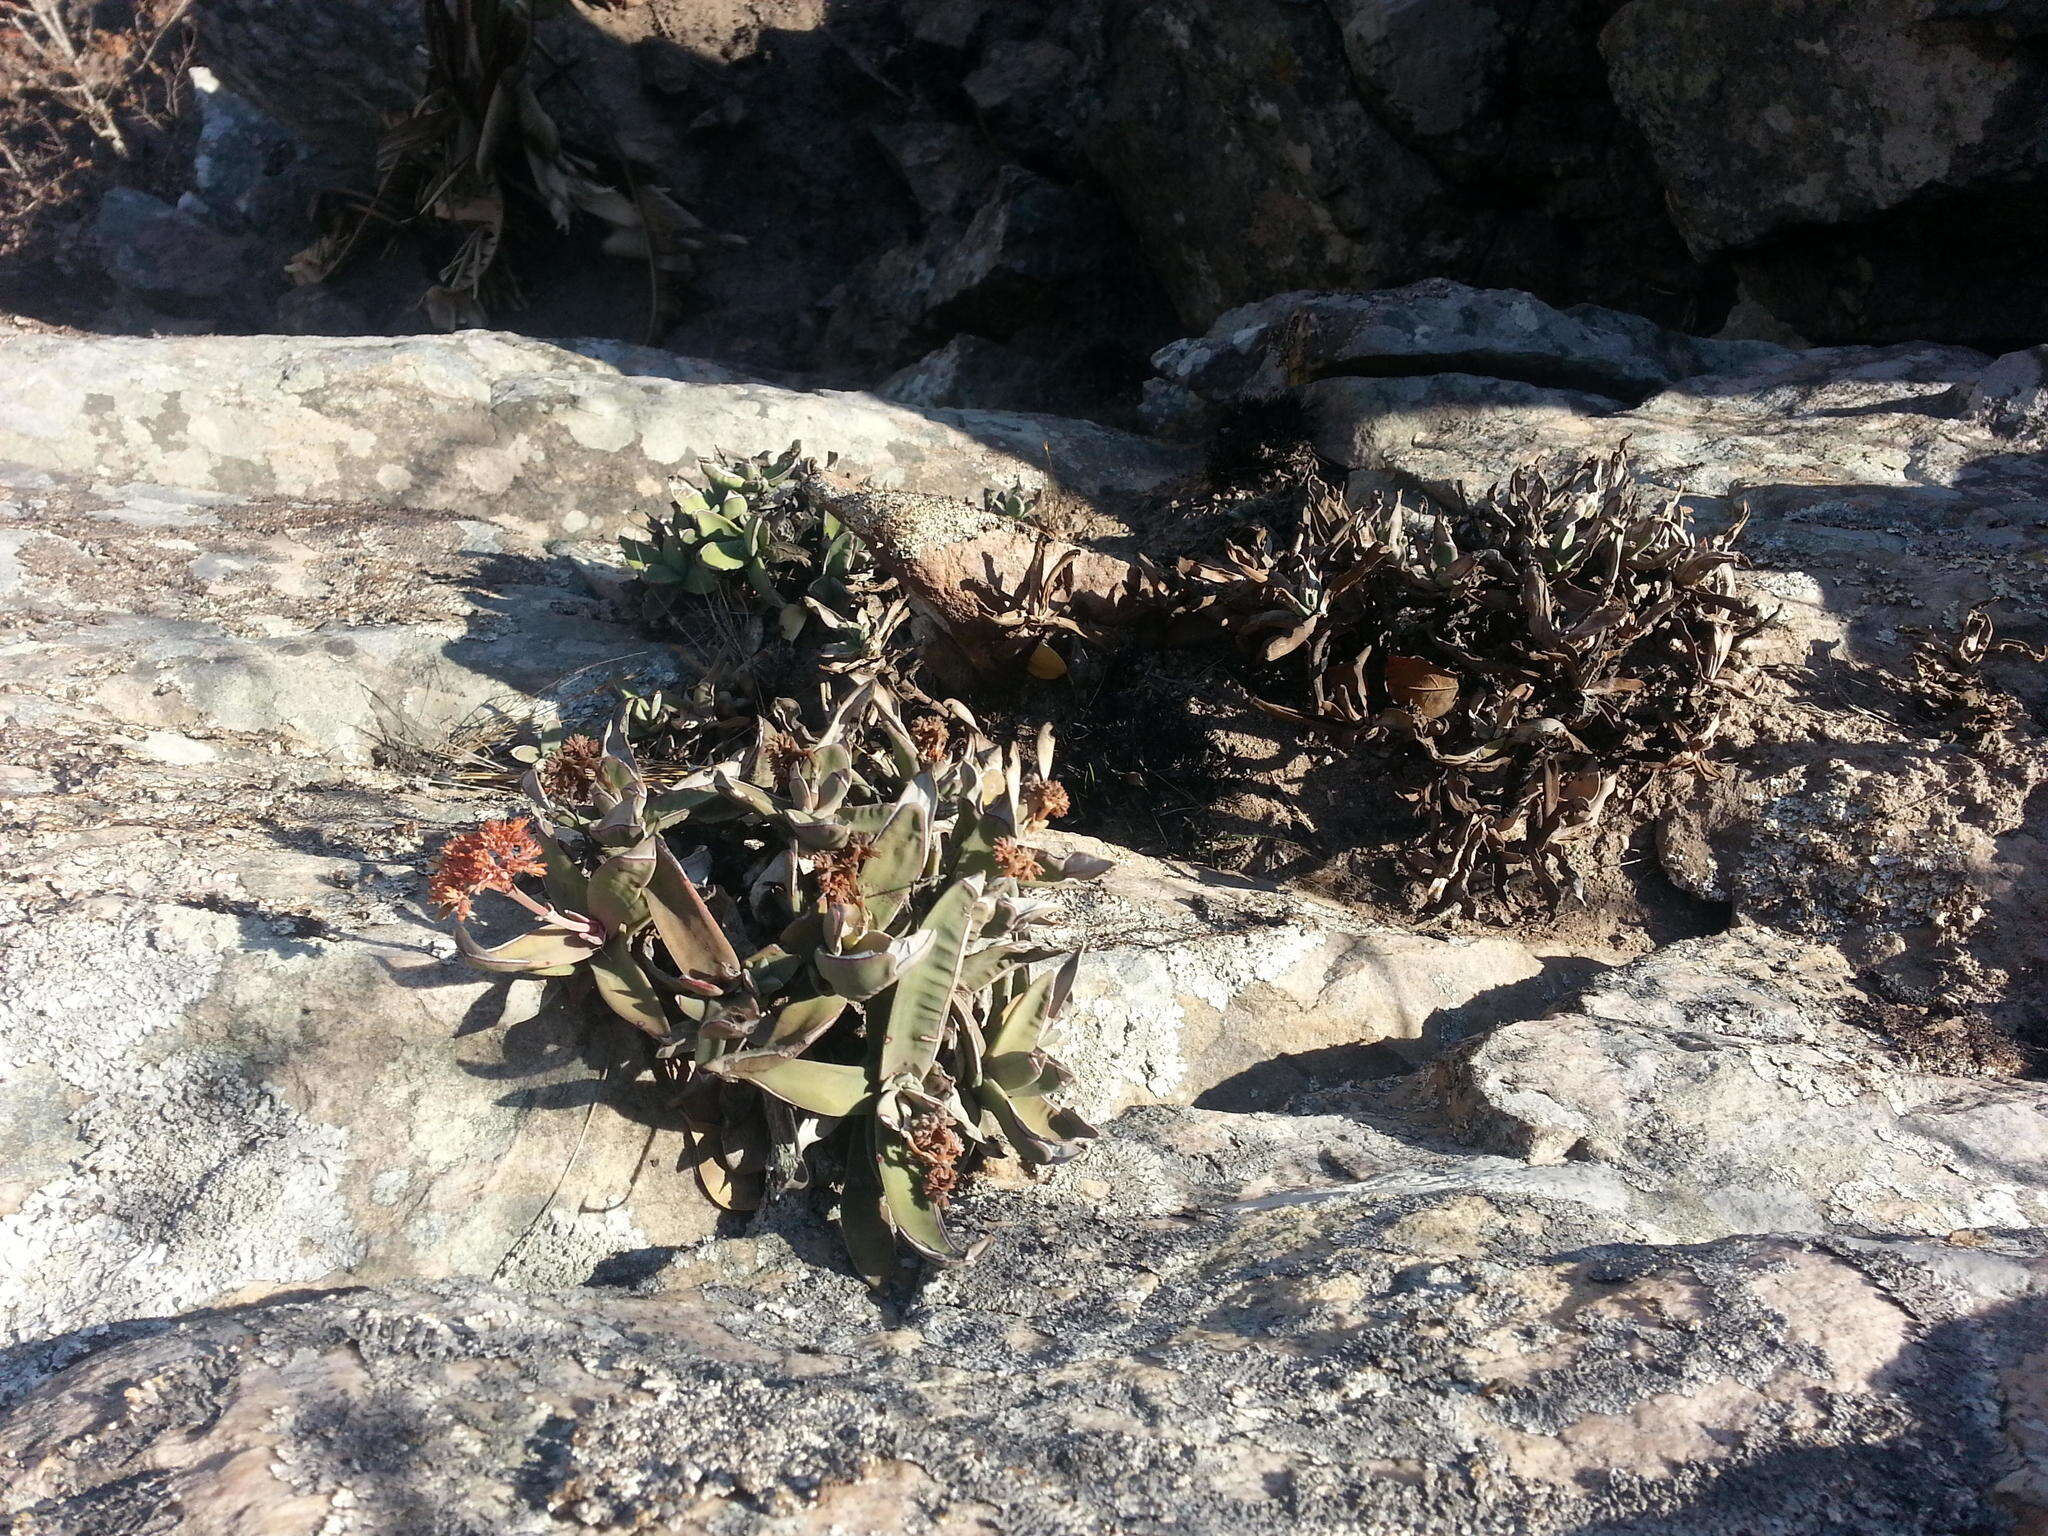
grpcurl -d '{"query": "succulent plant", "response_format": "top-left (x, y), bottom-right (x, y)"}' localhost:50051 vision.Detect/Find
top-left (286, 0), bottom-right (727, 334)
top-left (982, 481), bottom-right (1043, 520)
top-left (621, 443), bottom-right (870, 642)
top-left (432, 666), bottom-right (1106, 1279)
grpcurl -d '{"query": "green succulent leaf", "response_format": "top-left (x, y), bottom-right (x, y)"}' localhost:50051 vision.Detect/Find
top-left (978, 1081), bottom-right (1095, 1166)
top-left (815, 936), bottom-right (922, 1002)
top-left (881, 878), bottom-right (985, 1083)
top-left (860, 799), bottom-right (929, 931)
top-left (758, 992), bottom-right (849, 1052)
top-left (876, 1120), bottom-right (965, 1261)
top-left (710, 1053), bottom-right (873, 1117)
top-left (589, 938), bottom-right (670, 1038)
top-left (695, 539), bottom-right (748, 573)
top-left (532, 825), bottom-right (587, 911)
top-left (586, 835), bottom-right (658, 937)
top-left (648, 840), bottom-right (742, 983)
top-left (454, 922), bottom-right (598, 975)
top-left (987, 953), bottom-right (1075, 1058)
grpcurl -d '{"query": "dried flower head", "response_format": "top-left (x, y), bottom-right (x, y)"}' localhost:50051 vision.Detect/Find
top-left (537, 734), bottom-right (603, 804)
top-left (1021, 778), bottom-right (1070, 827)
top-left (430, 817), bottom-right (548, 921)
top-left (909, 714), bottom-right (953, 767)
top-left (812, 838), bottom-right (876, 907)
top-left (992, 837), bottom-right (1044, 883)
top-left (906, 1110), bottom-right (966, 1203)
top-left (765, 731), bottom-right (809, 786)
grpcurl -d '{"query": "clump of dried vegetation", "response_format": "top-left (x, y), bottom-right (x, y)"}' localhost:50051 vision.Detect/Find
top-left (1177, 449), bottom-right (1767, 913)
top-left (0, 0), bottom-right (193, 262)
top-left (291, 0), bottom-right (727, 332)
top-left (434, 445), bottom-right (1105, 1280)
top-left (1908, 605), bottom-right (2048, 741)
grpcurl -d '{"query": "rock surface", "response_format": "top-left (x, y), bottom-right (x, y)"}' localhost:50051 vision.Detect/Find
top-left (4, 1150), bottom-right (2045, 1533)
top-left (0, 451), bottom-right (1549, 1366)
top-left (4, 320), bottom-right (2048, 1534)
top-left (0, 331), bottom-right (1192, 539)
top-left (1603, 0), bottom-right (2048, 346)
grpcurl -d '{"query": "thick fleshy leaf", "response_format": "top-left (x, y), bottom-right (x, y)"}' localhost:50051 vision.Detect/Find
top-left (785, 812), bottom-right (852, 851)
top-left (1039, 850), bottom-right (1113, 883)
top-left (953, 942), bottom-right (1022, 999)
top-left (984, 1050), bottom-right (1064, 1097)
top-left (835, 1119), bottom-right (898, 1283)
top-left (743, 944), bottom-right (804, 997)
top-left (712, 770), bottom-right (780, 817)
top-left (648, 839), bottom-right (741, 982)
top-left (453, 922), bottom-right (598, 975)
top-left (645, 785), bottom-right (718, 828)
top-left (814, 944), bottom-right (905, 1002)
top-left (859, 799), bottom-right (928, 931)
top-left (979, 1082), bottom-right (1096, 1166)
top-left (876, 1121), bottom-right (965, 1261)
top-left (987, 963), bottom-right (1058, 1058)
top-left (696, 538), bottom-right (748, 572)
top-left (839, 1186), bottom-right (897, 1285)
top-left (526, 822), bottom-right (587, 910)
top-left (757, 993), bottom-right (849, 1052)
top-left (588, 938), bottom-right (669, 1038)
top-left (587, 836), bottom-right (657, 936)
top-left (708, 1053), bottom-right (873, 1117)
top-left (880, 878), bottom-right (984, 1084)
top-left (948, 803), bottom-right (1001, 881)
top-left (680, 1117), bottom-right (763, 1212)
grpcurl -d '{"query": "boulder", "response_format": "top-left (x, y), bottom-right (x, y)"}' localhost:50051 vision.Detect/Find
top-left (1444, 930), bottom-right (2048, 1238)
top-left (0, 331), bottom-right (1193, 540)
top-left (1153, 280), bottom-right (1785, 406)
top-left (1602, 0), bottom-right (2048, 345)
top-left (1084, 0), bottom-right (1705, 329)
top-left (0, 460), bottom-right (1548, 1356)
top-left (7, 319), bottom-right (2048, 1534)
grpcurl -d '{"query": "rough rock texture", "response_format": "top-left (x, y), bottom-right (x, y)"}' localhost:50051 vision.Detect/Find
top-left (5, 935), bottom-right (2046, 1530)
top-left (1602, 0), bottom-right (2048, 346)
top-left (0, 331), bottom-right (1192, 539)
top-left (1081, 0), bottom-right (1703, 330)
top-left (6, 323), bottom-right (2048, 1532)
top-left (0, 455), bottom-right (1549, 1362)
top-left (4, 1160), bottom-right (2045, 1532)
top-left (1156, 280), bottom-right (1783, 406)
top-left (1446, 930), bottom-right (2048, 1238)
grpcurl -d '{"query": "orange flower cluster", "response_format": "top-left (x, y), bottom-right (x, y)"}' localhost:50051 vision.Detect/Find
top-left (429, 817), bottom-right (548, 920)
top-left (812, 837), bottom-right (877, 907)
top-left (1021, 778), bottom-right (1071, 826)
top-left (992, 837), bottom-right (1043, 882)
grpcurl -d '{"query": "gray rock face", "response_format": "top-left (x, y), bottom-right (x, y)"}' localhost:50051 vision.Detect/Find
top-left (0, 331), bottom-right (1192, 540)
top-left (1602, 0), bottom-right (2048, 345)
top-left (4, 1195), bottom-right (2044, 1531)
top-left (1084, 0), bottom-right (1702, 329)
top-left (5, 323), bottom-right (2048, 1533)
top-left (1154, 280), bottom-right (1783, 405)
top-left (0, 456), bottom-right (1548, 1363)
top-left (1446, 931), bottom-right (2048, 1238)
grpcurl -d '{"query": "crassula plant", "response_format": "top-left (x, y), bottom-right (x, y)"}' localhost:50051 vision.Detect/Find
top-left (430, 674), bottom-right (1107, 1281)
